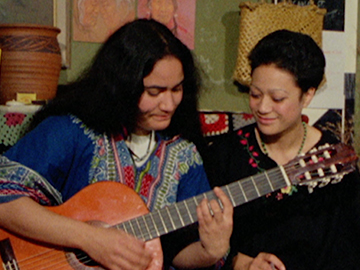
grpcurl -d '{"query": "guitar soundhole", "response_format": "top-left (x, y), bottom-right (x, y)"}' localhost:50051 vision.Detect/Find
top-left (66, 249), bottom-right (103, 270)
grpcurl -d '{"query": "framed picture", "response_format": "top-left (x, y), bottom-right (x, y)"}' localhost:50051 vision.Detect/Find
top-left (53, 0), bottom-right (71, 69)
top-left (72, 0), bottom-right (136, 43)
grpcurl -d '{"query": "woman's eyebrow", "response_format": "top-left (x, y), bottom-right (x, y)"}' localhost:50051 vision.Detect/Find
top-left (144, 79), bottom-right (184, 90)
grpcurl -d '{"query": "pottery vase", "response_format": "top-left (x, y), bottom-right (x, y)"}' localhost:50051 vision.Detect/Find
top-left (0, 24), bottom-right (62, 104)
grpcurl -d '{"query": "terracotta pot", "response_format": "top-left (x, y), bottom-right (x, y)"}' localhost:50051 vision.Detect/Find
top-left (0, 24), bottom-right (62, 104)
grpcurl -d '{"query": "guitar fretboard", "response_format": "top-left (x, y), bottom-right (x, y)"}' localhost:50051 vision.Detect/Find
top-left (114, 166), bottom-right (289, 241)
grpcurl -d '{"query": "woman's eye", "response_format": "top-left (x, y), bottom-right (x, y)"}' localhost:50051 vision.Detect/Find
top-left (145, 88), bottom-right (161, 96)
top-left (172, 85), bottom-right (183, 92)
top-left (273, 97), bottom-right (285, 102)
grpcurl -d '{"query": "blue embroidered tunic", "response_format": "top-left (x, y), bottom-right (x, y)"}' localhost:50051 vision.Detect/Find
top-left (0, 115), bottom-right (210, 210)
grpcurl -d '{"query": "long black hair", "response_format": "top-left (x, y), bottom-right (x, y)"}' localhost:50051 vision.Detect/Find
top-left (31, 19), bottom-right (207, 155)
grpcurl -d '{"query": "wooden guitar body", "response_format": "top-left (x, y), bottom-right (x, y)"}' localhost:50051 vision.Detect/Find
top-left (0, 181), bottom-right (163, 270)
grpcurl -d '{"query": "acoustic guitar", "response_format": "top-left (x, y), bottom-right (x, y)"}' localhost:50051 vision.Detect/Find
top-left (0, 143), bottom-right (357, 270)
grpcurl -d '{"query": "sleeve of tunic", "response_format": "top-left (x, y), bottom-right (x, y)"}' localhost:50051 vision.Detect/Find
top-left (0, 115), bottom-right (94, 205)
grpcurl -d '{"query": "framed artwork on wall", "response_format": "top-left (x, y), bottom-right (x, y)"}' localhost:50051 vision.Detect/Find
top-left (72, 0), bottom-right (136, 43)
top-left (53, 0), bottom-right (71, 69)
top-left (137, 0), bottom-right (196, 50)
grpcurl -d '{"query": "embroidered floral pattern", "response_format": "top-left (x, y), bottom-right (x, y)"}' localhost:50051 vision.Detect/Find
top-left (237, 129), bottom-right (263, 171)
top-left (70, 116), bottom-right (117, 184)
top-left (107, 134), bottom-right (203, 211)
top-left (237, 127), bottom-right (298, 201)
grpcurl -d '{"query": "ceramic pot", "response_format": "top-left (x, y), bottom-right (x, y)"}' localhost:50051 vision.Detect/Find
top-left (0, 24), bottom-right (62, 104)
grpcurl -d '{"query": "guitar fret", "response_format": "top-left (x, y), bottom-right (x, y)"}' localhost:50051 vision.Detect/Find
top-left (154, 210), bottom-right (167, 234)
top-left (134, 217), bottom-right (144, 240)
top-left (165, 207), bottom-right (176, 230)
top-left (279, 166), bottom-right (292, 187)
top-left (180, 200), bottom-right (194, 224)
top-left (250, 176), bottom-right (260, 196)
top-left (264, 171), bottom-right (275, 191)
top-left (130, 219), bottom-right (141, 238)
top-left (145, 213), bottom-right (160, 239)
top-left (254, 173), bottom-right (273, 195)
top-left (126, 221), bottom-right (134, 235)
top-left (223, 185), bottom-right (236, 206)
top-left (168, 205), bottom-right (184, 230)
top-left (205, 190), bottom-right (217, 201)
top-left (148, 213), bottom-right (160, 237)
top-left (174, 204), bottom-right (185, 227)
top-left (157, 209), bottom-right (169, 234)
top-left (129, 219), bottom-right (139, 236)
top-left (237, 181), bottom-right (248, 202)
top-left (119, 222), bottom-right (127, 234)
top-left (243, 178), bottom-right (261, 200)
top-left (135, 218), bottom-right (145, 240)
top-left (192, 196), bottom-right (199, 207)
top-left (140, 216), bottom-right (151, 240)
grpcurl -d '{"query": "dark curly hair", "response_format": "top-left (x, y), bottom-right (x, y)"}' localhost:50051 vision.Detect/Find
top-left (31, 19), bottom-right (205, 151)
top-left (248, 30), bottom-right (326, 93)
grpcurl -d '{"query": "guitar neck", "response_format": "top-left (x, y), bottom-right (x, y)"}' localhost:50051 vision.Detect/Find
top-left (114, 166), bottom-right (289, 241)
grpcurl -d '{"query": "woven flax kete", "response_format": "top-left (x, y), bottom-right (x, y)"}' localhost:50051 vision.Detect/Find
top-left (233, 1), bottom-right (327, 86)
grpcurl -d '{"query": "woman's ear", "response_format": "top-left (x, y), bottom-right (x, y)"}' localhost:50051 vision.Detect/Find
top-left (302, 87), bottom-right (316, 108)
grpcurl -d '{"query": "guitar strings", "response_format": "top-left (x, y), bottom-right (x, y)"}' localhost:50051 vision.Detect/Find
top-left (15, 248), bottom-right (94, 270)
top-left (119, 163), bottom-right (327, 240)
top-left (11, 158), bottom-right (331, 269)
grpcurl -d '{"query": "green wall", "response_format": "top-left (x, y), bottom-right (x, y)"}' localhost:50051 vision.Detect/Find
top-left (60, 0), bottom-right (252, 113)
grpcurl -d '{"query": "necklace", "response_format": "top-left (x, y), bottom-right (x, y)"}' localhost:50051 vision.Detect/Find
top-left (261, 121), bottom-right (307, 156)
top-left (128, 131), bottom-right (154, 162)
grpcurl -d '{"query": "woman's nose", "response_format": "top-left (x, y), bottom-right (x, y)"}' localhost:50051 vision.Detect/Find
top-left (257, 97), bottom-right (272, 114)
top-left (159, 90), bottom-right (176, 111)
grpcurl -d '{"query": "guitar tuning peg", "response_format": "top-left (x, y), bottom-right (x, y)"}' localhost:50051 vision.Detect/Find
top-left (318, 143), bottom-right (330, 150)
top-left (318, 178), bottom-right (330, 188)
top-left (331, 175), bottom-right (344, 184)
top-left (300, 181), bottom-right (318, 193)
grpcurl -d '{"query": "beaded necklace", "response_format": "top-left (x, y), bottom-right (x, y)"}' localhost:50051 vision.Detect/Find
top-left (261, 121), bottom-right (307, 156)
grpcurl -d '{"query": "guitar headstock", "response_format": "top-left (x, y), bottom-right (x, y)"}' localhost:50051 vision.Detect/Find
top-left (285, 143), bottom-right (358, 192)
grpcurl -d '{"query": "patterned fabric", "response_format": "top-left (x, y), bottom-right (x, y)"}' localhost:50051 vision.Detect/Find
top-left (199, 112), bottom-right (255, 137)
top-left (0, 105), bottom-right (41, 148)
top-left (208, 123), bottom-right (360, 269)
top-left (0, 112), bottom-right (35, 146)
top-left (199, 112), bottom-right (229, 136)
top-left (0, 156), bottom-right (62, 205)
top-left (1, 115), bottom-right (210, 213)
